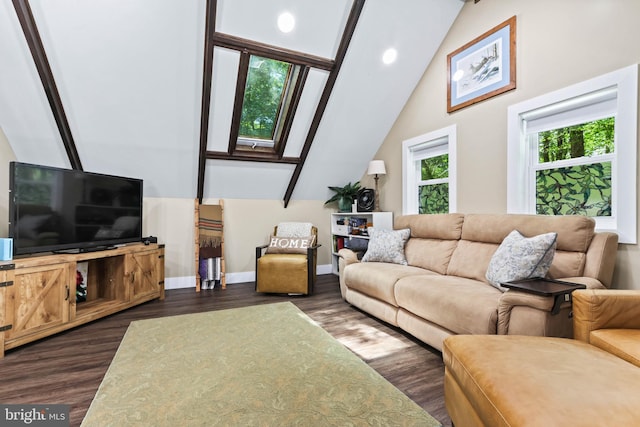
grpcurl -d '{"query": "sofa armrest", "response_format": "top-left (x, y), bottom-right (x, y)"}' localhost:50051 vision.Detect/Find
top-left (553, 276), bottom-right (607, 290)
top-left (337, 249), bottom-right (359, 300)
top-left (573, 289), bottom-right (640, 343)
top-left (583, 232), bottom-right (618, 288)
top-left (497, 276), bottom-right (609, 335)
top-left (497, 291), bottom-right (557, 334)
top-left (338, 248), bottom-right (359, 266)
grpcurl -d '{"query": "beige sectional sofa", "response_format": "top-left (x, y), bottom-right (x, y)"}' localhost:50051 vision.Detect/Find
top-left (338, 213), bottom-right (618, 351)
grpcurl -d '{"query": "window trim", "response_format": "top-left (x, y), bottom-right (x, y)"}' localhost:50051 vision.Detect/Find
top-left (402, 125), bottom-right (457, 215)
top-left (507, 64), bottom-right (638, 243)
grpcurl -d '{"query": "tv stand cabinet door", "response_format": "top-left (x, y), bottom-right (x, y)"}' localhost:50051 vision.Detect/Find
top-left (4, 262), bottom-right (73, 345)
top-left (125, 248), bottom-right (162, 304)
top-left (1, 266), bottom-right (15, 357)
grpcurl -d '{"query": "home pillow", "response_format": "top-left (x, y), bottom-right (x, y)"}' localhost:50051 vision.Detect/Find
top-left (362, 228), bottom-right (411, 265)
top-left (266, 235), bottom-right (316, 254)
top-left (486, 230), bottom-right (558, 291)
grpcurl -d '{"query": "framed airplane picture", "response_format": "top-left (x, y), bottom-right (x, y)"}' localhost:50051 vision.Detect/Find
top-left (447, 16), bottom-right (516, 113)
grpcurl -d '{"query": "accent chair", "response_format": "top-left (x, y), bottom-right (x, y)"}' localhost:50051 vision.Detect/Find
top-left (255, 222), bottom-right (320, 295)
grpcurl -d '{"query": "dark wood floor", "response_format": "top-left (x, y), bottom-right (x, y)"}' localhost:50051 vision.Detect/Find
top-left (0, 274), bottom-right (450, 427)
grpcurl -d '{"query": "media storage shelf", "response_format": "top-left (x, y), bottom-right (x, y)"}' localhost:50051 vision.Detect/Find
top-left (0, 242), bottom-right (165, 357)
top-left (330, 212), bottom-right (393, 274)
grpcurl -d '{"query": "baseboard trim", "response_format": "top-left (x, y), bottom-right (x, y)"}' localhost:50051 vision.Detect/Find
top-left (317, 264), bottom-right (333, 275)
top-left (164, 276), bottom-right (195, 290)
top-left (164, 264), bottom-right (332, 289)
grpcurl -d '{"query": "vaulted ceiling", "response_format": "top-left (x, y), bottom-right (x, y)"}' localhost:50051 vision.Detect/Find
top-left (0, 0), bottom-right (463, 203)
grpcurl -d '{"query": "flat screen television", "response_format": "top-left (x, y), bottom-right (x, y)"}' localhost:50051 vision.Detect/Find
top-left (8, 161), bottom-right (143, 255)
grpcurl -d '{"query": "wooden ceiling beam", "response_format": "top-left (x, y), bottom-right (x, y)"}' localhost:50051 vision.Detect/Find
top-left (196, 0), bottom-right (217, 203)
top-left (226, 52), bottom-right (250, 156)
top-left (275, 65), bottom-right (309, 159)
top-left (283, 0), bottom-right (366, 207)
top-left (12, 0), bottom-right (83, 170)
top-left (206, 151), bottom-right (299, 164)
top-left (212, 32), bottom-right (334, 71)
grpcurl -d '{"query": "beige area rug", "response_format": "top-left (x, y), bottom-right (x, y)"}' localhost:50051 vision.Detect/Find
top-left (82, 302), bottom-right (440, 426)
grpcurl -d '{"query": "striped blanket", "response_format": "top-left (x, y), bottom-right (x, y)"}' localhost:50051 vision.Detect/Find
top-left (198, 204), bottom-right (223, 249)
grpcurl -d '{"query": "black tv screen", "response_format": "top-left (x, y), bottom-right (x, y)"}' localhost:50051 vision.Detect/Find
top-left (9, 162), bottom-right (143, 255)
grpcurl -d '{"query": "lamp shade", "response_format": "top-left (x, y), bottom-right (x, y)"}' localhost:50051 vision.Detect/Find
top-left (367, 160), bottom-right (386, 176)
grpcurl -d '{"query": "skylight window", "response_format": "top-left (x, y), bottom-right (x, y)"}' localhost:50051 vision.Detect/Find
top-left (235, 54), bottom-right (302, 153)
top-left (240, 56), bottom-right (289, 141)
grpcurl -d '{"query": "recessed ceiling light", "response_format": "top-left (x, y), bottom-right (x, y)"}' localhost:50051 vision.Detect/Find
top-left (278, 12), bottom-right (295, 33)
top-left (382, 48), bottom-right (397, 65)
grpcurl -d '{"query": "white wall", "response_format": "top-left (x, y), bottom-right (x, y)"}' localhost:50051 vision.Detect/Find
top-left (374, 0), bottom-right (640, 289)
top-left (1, 133), bottom-right (335, 284)
top-left (0, 174), bottom-right (334, 287)
top-left (0, 127), bottom-right (17, 237)
top-left (143, 197), bottom-right (335, 288)
top-left (8, 0), bottom-right (638, 290)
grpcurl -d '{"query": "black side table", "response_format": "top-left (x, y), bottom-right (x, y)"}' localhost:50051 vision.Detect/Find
top-left (501, 277), bottom-right (586, 315)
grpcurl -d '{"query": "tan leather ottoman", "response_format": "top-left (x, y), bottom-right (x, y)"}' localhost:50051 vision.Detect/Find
top-left (443, 335), bottom-right (640, 427)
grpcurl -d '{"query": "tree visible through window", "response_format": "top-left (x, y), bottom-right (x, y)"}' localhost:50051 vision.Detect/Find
top-left (534, 117), bottom-right (614, 216)
top-left (508, 65), bottom-right (637, 243)
top-left (419, 154), bottom-right (449, 214)
top-left (403, 126), bottom-right (456, 215)
top-left (239, 56), bottom-right (293, 143)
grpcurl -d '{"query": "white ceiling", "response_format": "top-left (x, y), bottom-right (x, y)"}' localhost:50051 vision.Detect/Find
top-left (0, 0), bottom-right (463, 201)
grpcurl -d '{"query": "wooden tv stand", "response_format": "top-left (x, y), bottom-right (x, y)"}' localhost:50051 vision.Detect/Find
top-left (0, 243), bottom-right (164, 358)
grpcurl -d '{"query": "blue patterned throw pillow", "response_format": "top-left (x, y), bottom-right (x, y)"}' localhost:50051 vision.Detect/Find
top-left (485, 230), bottom-right (558, 291)
top-left (362, 228), bottom-right (411, 265)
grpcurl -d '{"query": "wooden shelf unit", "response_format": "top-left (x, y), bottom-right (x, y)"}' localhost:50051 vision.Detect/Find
top-left (0, 242), bottom-right (165, 357)
top-left (330, 211), bottom-right (393, 274)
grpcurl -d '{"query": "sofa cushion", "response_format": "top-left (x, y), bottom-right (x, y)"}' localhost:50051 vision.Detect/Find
top-left (485, 230), bottom-right (557, 291)
top-left (343, 262), bottom-right (429, 306)
top-left (394, 275), bottom-right (502, 335)
top-left (444, 335), bottom-right (640, 427)
top-left (446, 240), bottom-right (498, 283)
top-left (362, 228), bottom-right (410, 265)
top-left (404, 238), bottom-right (458, 275)
top-left (590, 329), bottom-right (640, 368)
top-left (395, 213), bottom-right (464, 240)
top-left (547, 250), bottom-right (586, 279)
top-left (461, 213), bottom-right (594, 251)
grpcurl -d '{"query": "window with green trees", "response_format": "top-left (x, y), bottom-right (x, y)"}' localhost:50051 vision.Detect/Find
top-left (403, 126), bottom-right (456, 215)
top-left (237, 55), bottom-right (300, 149)
top-left (419, 154), bottom-right (449, 214)
top-left (508, 65), bottom-right (637, 243)
top-left (534, 117), bottom-right (614, 217)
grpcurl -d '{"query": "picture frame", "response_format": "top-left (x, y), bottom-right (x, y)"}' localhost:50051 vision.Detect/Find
top-left (447, 16), bottom-right (516, 113)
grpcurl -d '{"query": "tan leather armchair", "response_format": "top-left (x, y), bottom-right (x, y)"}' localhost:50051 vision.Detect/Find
top-left (443, 288), bottom-right (640, 426)
top-left (573, 289), bottom-right (640, 367)
top-left (255, 224), bottom-right (320, 295)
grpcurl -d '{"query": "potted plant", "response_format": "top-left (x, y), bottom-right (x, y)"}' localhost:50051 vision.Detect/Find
top-left (325, 181), bottom-right (361, 212)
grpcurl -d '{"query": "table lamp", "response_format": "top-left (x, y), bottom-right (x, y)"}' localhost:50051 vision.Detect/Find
top-left (367, 160), bottom-right (386, 212)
